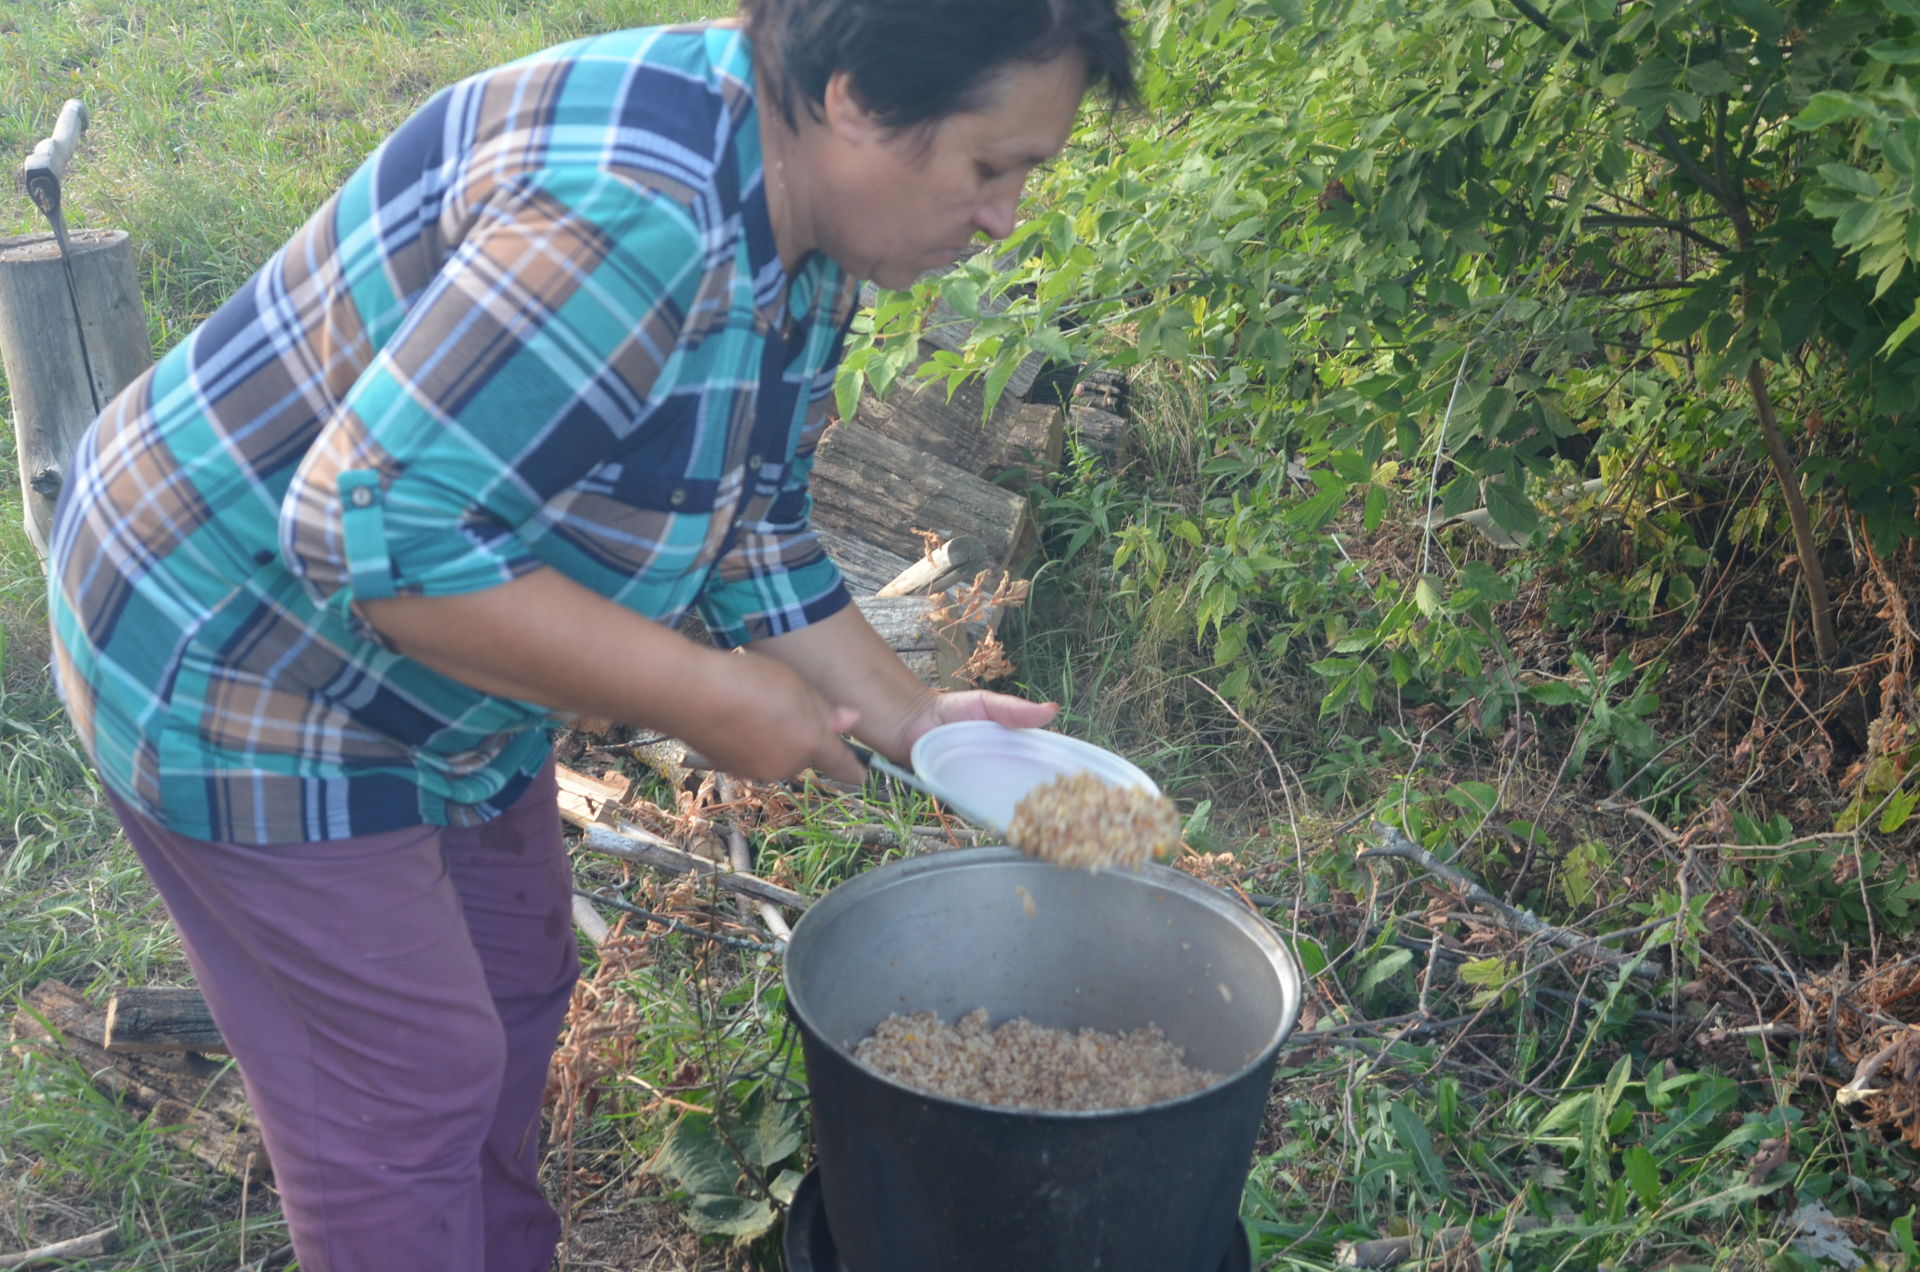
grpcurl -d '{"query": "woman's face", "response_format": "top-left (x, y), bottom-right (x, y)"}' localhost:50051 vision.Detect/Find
top-left (811, 54), bottom-right (1089, 290)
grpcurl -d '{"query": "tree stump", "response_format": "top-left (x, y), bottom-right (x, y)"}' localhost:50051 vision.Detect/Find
top-left (0, 229), bottom-right (151, 555)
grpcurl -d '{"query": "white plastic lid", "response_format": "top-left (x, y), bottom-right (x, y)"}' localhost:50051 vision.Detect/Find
top-left (908, 721), bottom-right (1160, 831)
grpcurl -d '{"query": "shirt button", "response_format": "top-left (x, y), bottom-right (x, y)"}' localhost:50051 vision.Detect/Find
top-left (349, 486), bottom-right (374, 508)
top-left (747, 454), bottom-right (763, 470)
top-left (669, 487), bottom-right (687, 507)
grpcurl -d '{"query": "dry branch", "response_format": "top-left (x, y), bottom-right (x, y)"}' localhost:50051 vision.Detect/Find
top-left (0, 1227), bottom-right (119, 1270)
top-left (875, 534), bottom-right (986, 598)
top-left (717, 777), bottom-right (793, 945)
top-left (1359, 823), bottom-right (1662, 981)
top-left (576, 824), bottom-right (808, 912)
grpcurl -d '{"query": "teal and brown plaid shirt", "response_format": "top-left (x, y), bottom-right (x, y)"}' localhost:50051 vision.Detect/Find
top-left (48, 24), bottom-right (857, 844)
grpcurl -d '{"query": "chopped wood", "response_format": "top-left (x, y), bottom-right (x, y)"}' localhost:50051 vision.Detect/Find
top-left (856, 385), bottom-right (1062, 488)
top-left (576, 824), bottom-right (809, 912)
top-left (0, 1225), bottom-right (119, 1270)
top-left (11, 981), bottom-right (266, 1182)
top-left (809, 422), bottom-right (1034, 578)
top-left (1066, 403), bottom-right (1127, 462)
top-left (875, 535), bottom-right (986, 598)
top-left (816, 526), bottom-right (917, 597)
top-left (104, 987), bottom-right (226, 1055)
top-left (855, 594), bottom-right (990, 691)
top-left (555, 765), bottom-right (631, 827)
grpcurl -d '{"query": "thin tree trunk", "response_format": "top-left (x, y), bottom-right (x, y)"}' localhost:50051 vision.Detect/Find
top-left (1745, 352), bottom-right (1838, 665)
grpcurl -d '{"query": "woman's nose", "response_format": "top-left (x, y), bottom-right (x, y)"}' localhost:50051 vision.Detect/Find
top-left (973, 185), bottom-right (1022, 241)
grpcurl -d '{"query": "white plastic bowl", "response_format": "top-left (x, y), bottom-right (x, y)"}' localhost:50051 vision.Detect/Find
top-left (908, 721), bottom-right (1160, 831)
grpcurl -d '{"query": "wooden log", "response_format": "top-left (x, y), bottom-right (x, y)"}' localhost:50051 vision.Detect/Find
top-left (809, 422), bottom-right (1034, 577)
top-left (1066, 403), bottom-right (1128, 463)
top-left (855, 385), bottom-right (1063, 488)
top-left (0, 229), bottom-right (151, 556)
top-left (104, 987), bottom-right (226, 1055)
top-left (855, 594), bottom-right (986, 690)
top-left (815, 526), bottom-right (916, 598)
top-left (875, 535), bottom-right (986, 598)
top-left (554, 765), bottom-right (631, 828)
top-left (576, 824), bottom-right (810, 911)
top-left (12, 981), bottom-right (267, 1182)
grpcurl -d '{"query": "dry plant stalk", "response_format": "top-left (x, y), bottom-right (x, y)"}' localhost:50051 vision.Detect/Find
top-left (1801, 958), bottom-right (1920, 1147)
top-left (1007, 772), bottom-right (1183, 870)
top-left (546, 926), bottom-right (654, 1142)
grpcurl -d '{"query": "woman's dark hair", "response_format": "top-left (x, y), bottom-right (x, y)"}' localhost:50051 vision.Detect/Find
top-left (742, 0), bottom-right (1135, 131)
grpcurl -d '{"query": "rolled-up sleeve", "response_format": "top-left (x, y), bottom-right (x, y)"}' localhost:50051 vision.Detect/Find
top-left (281, 164), bottom-right (701, 638)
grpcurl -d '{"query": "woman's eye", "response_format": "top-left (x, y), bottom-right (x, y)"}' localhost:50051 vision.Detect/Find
top-left (976, 162), bottom-right (1004, 183)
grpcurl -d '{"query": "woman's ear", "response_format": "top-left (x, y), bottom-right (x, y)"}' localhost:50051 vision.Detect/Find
top-left (821, 70), bottom-right (886, 145)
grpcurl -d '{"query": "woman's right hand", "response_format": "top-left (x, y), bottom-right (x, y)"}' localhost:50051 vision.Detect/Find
top-left (687, 648), bottom-right (866, 785)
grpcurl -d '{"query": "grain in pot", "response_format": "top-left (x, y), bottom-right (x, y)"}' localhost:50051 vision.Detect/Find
top-left (852, 1008), bottom-right (1218, 1111)
top-left (1007, 771), bottom-right (1182, 870)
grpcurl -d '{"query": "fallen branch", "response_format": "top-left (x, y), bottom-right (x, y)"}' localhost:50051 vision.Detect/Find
top-left (570, 894), bottom-right (610, 947)
top-left (576, 823), bottom-right (808, 911)
top-left (1358, 823), bottom-right (1662, 981)
top-left (717, 778), bottom-right (792, 945)
top-left (0, 1227), bottom-right (119, 1270)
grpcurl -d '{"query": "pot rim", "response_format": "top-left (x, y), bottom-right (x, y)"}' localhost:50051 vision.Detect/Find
top-left (784, 846), bottom-right (1305, 1120)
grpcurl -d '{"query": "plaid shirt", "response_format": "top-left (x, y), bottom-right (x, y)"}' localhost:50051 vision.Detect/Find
top-left (47, 24), bottom-right (857, 844)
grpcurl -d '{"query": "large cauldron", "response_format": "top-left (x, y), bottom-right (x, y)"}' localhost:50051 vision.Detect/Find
top-left (784, 847), bottom-right (1302, 1272)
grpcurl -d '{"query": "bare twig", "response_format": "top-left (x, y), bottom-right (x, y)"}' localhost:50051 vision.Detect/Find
top-left (577, 823), bottom-right (808, 911)
top-left (1359, 823), bottom-right (1662, 980)
top-left (717, 777), bottom-right (792, 945)
top-left (0, 1228), bottom-right (119, 1270)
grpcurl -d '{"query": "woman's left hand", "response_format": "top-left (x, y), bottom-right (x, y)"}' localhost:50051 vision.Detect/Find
top-left (897, 689), bottom-right (1059, 753)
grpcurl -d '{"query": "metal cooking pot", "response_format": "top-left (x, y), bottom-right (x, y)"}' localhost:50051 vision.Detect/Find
top-left (784, 847), bottom-right (1303, 1272)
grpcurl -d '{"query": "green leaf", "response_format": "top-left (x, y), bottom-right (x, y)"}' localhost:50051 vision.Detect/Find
top-left (1481, 480), bottom-right (1540, 536)
top-left (1793, 92), bottom-right (1876, 131)
top-left (652, 1114), bottom-right (738, 1198)
top-left (1724, 0), bottom-right (1785, 43)
top-left (1622, 1145), bottom-right (1662, 1209)
top-left (1387, 1101), bottom-right (1454, 1199)
top-left (1445, 781), bottom-right (1499, 817)
top-left (1684, 62), bottom-right (1740, 96)
top-left (1358, 946), bottom-right (1414, 994)
top-left (685, 1191), bottom-right (778, 1239)
top-left (1414, 575), bottom-right (1443, 616)
top-left (1868, 39), bottom-right (1920, 66)
top-left (1883, 298), bottom-right (1920, 356)
top-left (1363, 482), bottom-right (1389, 531)
top-left (941, 274), bottom-right (982, 320)
top-left (731, 1086), bottom-right (805, 1168)
top-left (1882, 788), bottom-right (1919, 834)
top-left (1819, 163), bottom-right (1882, 198)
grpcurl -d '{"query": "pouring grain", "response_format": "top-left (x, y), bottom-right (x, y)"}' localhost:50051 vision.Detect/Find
top-left (1007, 772), bottom-right (1183, 870)
top-left (853, 1008), bottom-right (1217, 1111)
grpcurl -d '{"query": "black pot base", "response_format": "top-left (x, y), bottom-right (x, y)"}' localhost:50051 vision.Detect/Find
top-left (783, 1167), bottom-right (1254, 1272)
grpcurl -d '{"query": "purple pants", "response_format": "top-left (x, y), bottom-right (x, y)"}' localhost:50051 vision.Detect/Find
top-left (109, 762), bottom-right (579, 1272)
